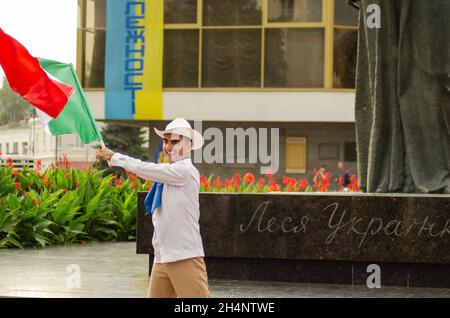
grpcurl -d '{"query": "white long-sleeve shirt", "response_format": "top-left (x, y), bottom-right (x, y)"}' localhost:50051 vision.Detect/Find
top-left (110, 153), bottom-right (205, 263)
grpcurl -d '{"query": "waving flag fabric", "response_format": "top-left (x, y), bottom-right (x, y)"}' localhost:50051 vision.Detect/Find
top-left (0, 28), bottom-right (102, 144)
top-left (37, 58), bottom-right (102, 144)
top-left (0, 27), bottom-right (73, 118)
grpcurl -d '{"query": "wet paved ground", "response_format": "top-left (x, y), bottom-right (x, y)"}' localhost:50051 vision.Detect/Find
top-left (0, 242), bottom-right (449, 298)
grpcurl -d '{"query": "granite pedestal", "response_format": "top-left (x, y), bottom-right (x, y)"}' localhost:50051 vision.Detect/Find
top-left (137, 192), bottom-right (450, 288)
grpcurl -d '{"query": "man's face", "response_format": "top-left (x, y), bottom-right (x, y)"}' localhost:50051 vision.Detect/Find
top-left (163, 133), bottom-right (189, 163)
top-left (338, 162), bottom-right (344, 170)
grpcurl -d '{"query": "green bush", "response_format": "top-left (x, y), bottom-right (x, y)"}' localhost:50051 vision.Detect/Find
top-left (0, 158), bottom-right (151, 249)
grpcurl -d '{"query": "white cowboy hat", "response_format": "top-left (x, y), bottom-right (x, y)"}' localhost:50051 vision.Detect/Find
top-left (154, 118), bottom-right (204, 150)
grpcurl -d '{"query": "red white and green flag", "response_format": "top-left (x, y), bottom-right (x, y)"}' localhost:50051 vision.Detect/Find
top-left (0, 27), bottom-right (102, 144)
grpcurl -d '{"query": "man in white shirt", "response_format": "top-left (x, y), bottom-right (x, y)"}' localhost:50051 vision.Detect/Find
top-left (97, 118), bottom-right (209, 298)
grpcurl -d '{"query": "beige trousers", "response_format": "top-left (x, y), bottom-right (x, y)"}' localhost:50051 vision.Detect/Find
top-left (148, 257), bottom-right (209, 298)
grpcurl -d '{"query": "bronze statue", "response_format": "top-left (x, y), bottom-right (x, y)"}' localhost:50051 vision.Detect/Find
top-left (351, 0), bottom-right (450, 193)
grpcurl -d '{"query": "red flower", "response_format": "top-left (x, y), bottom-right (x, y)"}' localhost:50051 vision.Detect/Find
top-left (113, 174), bottom-right (122, 186)
top-left (269, 183), bottom-right (280, 192)
top-left (223, 179), bottom-right (233, 191)
top-left (232, 173), bottom-right (242, 183)
top-left (243, 173), bottom-right (255, 184)
top-left (75, 181), bottom-right (80, 187)
top-left (298, 178), bottom-right (309, 191)
top-left (36, 160), bottom-right (42, 170)
top-left (15, 182), bottom-right (20, 190)
top-left (200, 176), bottom-right (210, 191)
top-left (64, 189), bottom-right (69, 193)
top-left (347, 176), bottom-right (360, 192)
top-left (288, 177), bottom-right (296, 187)
top-left (7, 157), bottom-right (13, 167)
top-left (127, 172), bottom-right (138, 181)
top-left (58, 153), bottom-right (71, 169)
top-left (254, 178), bottom-right (266, 192)
top-left (282, 176), bottom-right (296, 190)
top-left (212, 176), bottom-right (223, 189)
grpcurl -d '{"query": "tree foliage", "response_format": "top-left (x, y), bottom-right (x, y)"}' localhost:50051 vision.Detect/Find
top-left (0, 78), bottom-right (34, 125)
top-left (95, 124), bottom-right (149, 174)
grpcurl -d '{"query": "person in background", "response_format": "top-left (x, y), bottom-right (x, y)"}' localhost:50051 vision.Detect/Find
top-left (313, 164), bottom-right (328, 185)
top-left (337, 161), bottom-right (351, 191)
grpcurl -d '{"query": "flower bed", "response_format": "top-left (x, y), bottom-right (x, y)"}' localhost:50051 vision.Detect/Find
top-left (0, 155), bottom-right (150, 249)
top-left (0, 154), bottom-right (360, 249)
top-left (200, 171), bottom-right (360, 193)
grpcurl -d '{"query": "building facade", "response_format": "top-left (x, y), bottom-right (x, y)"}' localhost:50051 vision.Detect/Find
top-left (0, 119), bottom-right (98, 169)
top-left (78, 0), bottom-right (358, 182)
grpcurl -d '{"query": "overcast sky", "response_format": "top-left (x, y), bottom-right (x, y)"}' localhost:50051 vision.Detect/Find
top-left (0, 0), bottom-right (77, 83)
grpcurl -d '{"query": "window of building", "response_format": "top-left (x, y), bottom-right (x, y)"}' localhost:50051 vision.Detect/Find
top-left (75, 136), bottom-right (85, 149)
top-left (82, 29), bottom-right (106, 88)
top-left (333, 0), bottom-right (358, 88)
top-left (13, 142), bottom-right (19, 155)
top-left (344, 141), bottom-right (357, 162)
top-left (79, 0), bottom-right (358, 90)
top-left (83, 0), bottom-right (106, 28)
top-left (203, 0), bottom-right (262, 26)
top-left (0, 143), bottom-right (2, 153)
top-left (268, 0), bottom-right (322, 23)
top-left (164, 30), bottom-right (199, 87)
top-left (6, 143), bottom-right (10, 154)
top-left (319, 143), bottom-right (339, 160)
top-left (165, 0), bottom-right (197, 23)
top-left (22, 142), bottom-right (28, 155)
top-left (203, 29), bottom-right (261, 87)
top-left (265, 28), bottom-right (324, 88)
top-left (334, 0), bottom-right (358, 26)
top-left (35, 133), bottom-right (39, 154)
top-left (79, 0), bottom-right (106, 88)
top-left (333, 28), bottom-right (357, 88)
top-left (42, 131), bottom-right (46, 152)
top-left (285, 137), bottom-right (307, 174)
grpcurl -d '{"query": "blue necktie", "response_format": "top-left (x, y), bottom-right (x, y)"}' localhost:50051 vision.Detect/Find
top-left (144, 182), bottom-right (164, 215)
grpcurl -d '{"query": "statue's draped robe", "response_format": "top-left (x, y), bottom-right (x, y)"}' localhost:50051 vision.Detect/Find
top-left (354, 0), bottom-right (450, 193)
